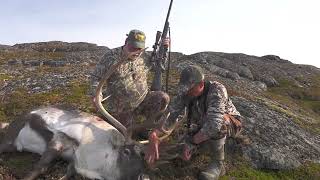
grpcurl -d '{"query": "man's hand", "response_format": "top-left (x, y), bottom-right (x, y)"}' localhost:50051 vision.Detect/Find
top-left (162, 37), bottom-right (170, 48)
top-left (144, 130), bottom-right (160, 166)
top-left (182, 144), bottom-right (192, 161)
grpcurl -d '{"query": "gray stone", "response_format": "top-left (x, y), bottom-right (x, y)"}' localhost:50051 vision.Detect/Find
top-left (43, 60), bottom-right (68, 67)
top-left (232, 97), bottom-right (320, 170)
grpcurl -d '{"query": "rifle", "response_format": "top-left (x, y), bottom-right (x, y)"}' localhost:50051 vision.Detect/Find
top-left (150, 0), bottom-right (174, 92)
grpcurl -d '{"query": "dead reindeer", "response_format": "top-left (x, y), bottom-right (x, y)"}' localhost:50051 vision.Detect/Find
top-left (0, 58), bottom-right (176, 180)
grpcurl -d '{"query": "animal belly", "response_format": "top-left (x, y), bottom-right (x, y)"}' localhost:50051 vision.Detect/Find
top-left (30, 107), bottom-right (115, 143)
top-left (14, 124), bottom-right (47, 154)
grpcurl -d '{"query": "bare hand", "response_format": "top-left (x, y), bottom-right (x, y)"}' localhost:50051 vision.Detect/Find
top-left (162, 37), bottom-right (170, 48)
top-left (182, 144), bottom-right (192, 161)
top-left (144, 130), bottom-right (160, 166)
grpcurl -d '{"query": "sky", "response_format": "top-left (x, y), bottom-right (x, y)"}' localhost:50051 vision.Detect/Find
top-left (0, 0), bottom-right (319, 68)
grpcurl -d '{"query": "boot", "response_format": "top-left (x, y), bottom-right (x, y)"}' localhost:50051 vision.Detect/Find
top-left (199, 136), bottom-right (226, 180)
top-left (199, 160), bottom-right (225, 180)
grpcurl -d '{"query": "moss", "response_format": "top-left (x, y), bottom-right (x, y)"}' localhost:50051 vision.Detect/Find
top-left (0, 88), bottom-right (62, 121)
top-left (300, 99), bottom-right (320, 114)
top-left (62, 81), bottom-right (95, 113)
top-left (0, 74), bottom-right (12, 81)
top-left (264, 77), bottom-right (320, 134)
top-left (259, 96), bottom-right (320, 134)
top-left (222, 156), bottom-right (320, 180)
top-left (0, 81), bottom-right (95, 122)
top-left (4, 156), bottom-right (33, 170)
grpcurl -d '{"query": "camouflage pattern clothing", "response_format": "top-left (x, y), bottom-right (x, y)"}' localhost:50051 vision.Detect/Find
top-left (90, 46), bottom-right (169, 126)
top-left (90, 46), bottom-right (149, 114)
top-left (163, 80), bottom-right (241, 139)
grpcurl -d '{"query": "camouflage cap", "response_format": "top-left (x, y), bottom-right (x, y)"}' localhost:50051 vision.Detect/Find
top-left (178, 65), bottom-right (205, 93)
top-left (126, 29), bottom-right (146, 49)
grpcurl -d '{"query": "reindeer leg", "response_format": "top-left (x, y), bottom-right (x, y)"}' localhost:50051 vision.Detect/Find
top-left (22, 146), bottom-right (60, 180)
top-left (1, 114), bottom-right (34, 154)
top-left (0, 143), bottom-right (16, 154)
top-left (59, 162), bottom-right (76, 180)
top-left (23, 132), bottom-right (70, 180)
top-left (23, 130), bottom-right (78, 180)
top-left (0, 121), bottom-right (23, 169)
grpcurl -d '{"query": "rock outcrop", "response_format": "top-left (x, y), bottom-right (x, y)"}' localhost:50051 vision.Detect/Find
top-left (12, 41), bottom-right (108, 52)
top-left (1, 42), bottom-right (320, 172)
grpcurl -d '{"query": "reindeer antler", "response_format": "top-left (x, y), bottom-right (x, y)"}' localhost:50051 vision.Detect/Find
top-left (138, 110), bottom-right (187, 144)
top-left (95, 48), bottom-right (148, 142)
top-left (95, 58), bottom-right (129, 140)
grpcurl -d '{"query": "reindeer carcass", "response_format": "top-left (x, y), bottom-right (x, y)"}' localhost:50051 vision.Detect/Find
top-left (0, 106), bottom-right (145, 180)
top-left (0, 59), bottom-right (158, 180)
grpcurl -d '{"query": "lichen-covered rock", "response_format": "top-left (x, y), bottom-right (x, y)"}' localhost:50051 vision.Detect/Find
top-left (232, 97), bottom-right (320, 170)
top-left (255, 74), bottom-right (279, 87)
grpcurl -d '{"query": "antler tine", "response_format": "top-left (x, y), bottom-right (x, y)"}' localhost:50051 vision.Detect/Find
top-left (158, 111), bottom-right (187, 141)
top-left (139, 111), bottom-right (187, 144)
top-left (96, 48), bottom-right (148, 142)
top-left (138, 112), bottom-right (172, 144)
top-left (95, 59), bottom-right (129, 140)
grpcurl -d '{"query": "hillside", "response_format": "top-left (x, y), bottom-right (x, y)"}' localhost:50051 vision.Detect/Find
top-left (0, 42), bottom-right (319, 179)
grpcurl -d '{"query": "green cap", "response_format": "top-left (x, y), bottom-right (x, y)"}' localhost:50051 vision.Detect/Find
top-left (126, 29), bottom-right (146, 48)
top-left (178, 65), bottom-right (205, 93)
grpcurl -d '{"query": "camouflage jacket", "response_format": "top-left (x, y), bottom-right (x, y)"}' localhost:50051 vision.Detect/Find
top-left (90, 46), bottom-right (149, 114)
top-left (164, 81), bottom-right (241, 139)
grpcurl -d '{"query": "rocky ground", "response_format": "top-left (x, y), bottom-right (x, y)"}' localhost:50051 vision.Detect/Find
top-left (0, 41), bottom-right (320, 179)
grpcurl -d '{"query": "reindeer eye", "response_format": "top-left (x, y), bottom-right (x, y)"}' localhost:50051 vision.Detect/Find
top-left (124, 148), bottom-right (131, 156)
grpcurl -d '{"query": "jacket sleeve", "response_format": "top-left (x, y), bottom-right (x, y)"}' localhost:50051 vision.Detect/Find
top-left (89, 50), bottom-right (117, 96)
top-left (199, 84), bottom-right (229, 138)
top-left (226, 98), bottom-right (241, 117)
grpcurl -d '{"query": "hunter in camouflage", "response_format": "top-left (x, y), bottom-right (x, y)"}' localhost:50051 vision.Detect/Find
top-left (90, 29), bottom-right (170, 127)
top-left (145, 65), bottom-right (242, 180)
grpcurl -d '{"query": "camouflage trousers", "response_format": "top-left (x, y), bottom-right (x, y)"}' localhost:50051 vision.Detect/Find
top-left (199, 136), bottom-right (226, 161)
top-left (112, 91), bottom-right (170, 131)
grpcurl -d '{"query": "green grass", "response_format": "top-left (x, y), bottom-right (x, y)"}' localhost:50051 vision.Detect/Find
top-left (222, 162), bottom-right (320, 180)
top-left (264, 77), bottom-right (320, 134)
top-left (1, 67), bottom-right (319, 179)
top-left (221, 154), bottom-right (320, 180)
top-left (0, 81), bottom-right (95, 122)
top-left (0, 74), bottom-right (12, 81)
top-left (4, 155), bottom-right (34, 170)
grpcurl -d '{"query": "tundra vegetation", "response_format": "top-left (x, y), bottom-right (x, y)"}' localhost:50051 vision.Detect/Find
top-left (0, 44), bottom-right (319, 179)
